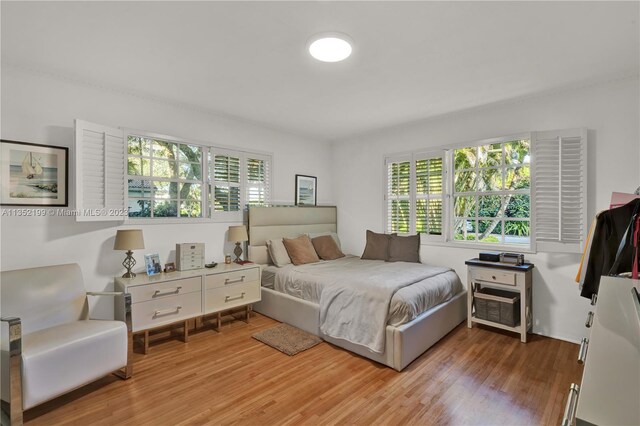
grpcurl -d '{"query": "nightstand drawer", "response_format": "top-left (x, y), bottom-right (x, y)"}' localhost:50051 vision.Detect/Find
top-left (473, 268), bottom-right (516, 286)
top-left (205, 268), bottom-right (260, 290)
top-left (128, 276), bottom-right (202, 303)
top-left (205, 281), bottom-right (260, 313)
top-left (131, 291), bottom-right (202, 332)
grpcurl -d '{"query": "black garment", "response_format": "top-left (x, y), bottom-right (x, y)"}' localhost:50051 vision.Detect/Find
top-left (580, 199), bottom-right (640, 299)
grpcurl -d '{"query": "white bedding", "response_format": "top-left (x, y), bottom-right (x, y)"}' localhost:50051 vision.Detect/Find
top-left (268, 255), bottom-right (463, 352)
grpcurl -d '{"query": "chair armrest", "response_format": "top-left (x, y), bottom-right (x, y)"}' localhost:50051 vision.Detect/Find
top-left (1, 317), bottom-right (23, 423)
top-left (87, 291), bottom-right (123, 297)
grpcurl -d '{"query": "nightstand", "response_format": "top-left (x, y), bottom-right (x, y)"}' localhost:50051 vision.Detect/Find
top-left (465, 258), bottom-right (534, 342)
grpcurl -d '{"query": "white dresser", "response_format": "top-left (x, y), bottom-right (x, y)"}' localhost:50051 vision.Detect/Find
top-left (562, 276), bottom-right (640, 426)
top-left (115, 263), bottom-right (261, 353)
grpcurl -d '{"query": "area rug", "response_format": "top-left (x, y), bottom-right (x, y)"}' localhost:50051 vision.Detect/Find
top-left (252, 323), bottom-right (322, 356)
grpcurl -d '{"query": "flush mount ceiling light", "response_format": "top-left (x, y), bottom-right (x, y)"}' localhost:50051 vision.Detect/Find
top-left (307, 32), bottom-right (353, 63)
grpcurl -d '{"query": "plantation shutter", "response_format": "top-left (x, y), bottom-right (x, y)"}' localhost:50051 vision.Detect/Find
top-left (74, 119), bottom-right (125, 222)
top-left (415, 155), bottom-right (444, 237)
top-left (385, 156), bottom-right (411, 233)
top-left (245, 154), bottom-right (271, 207)
top-left (532, 128), bottom-right (587, 253)
top-left (211, 149), bottom-right (242, 221)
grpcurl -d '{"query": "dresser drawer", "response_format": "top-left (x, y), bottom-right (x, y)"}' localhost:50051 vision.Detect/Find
top-left (131, 291), bottom-right (202, 332)
top-left (205, 267), bottom-right (260, 290)
top-left (205, 281), bottom-right (260, 313)
top-left (472, 268), bottom-right (516, 286)
top-left (128, 276), bottom-right (202, 303)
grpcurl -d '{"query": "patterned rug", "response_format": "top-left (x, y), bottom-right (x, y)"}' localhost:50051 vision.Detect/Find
top-left (252, 323), bottom-right (322, 356)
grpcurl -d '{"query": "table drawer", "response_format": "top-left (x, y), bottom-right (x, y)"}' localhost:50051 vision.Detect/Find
top-left (205, 281), bottom-right (260, 313)
top-left (205, 268), bottom-right (260, 290)
top-left (132, 291), bottom-right (202, 332)
top-left (473, 268), bottom-right (516, 286)
top-left (128, 276), bottom-right (201, 303)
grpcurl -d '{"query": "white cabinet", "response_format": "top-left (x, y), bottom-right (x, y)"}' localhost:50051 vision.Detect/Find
top-left (114, 263), bottom-right (261, 353)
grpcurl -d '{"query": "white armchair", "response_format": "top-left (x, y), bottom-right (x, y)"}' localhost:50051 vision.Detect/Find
top-left (0, 263), bottom-right (133, 425)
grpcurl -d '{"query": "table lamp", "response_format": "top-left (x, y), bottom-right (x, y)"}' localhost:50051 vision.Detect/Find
top-left (228, 225), bottom-right (248, 263)
top-left (114, 229), bottom-right (145, 278)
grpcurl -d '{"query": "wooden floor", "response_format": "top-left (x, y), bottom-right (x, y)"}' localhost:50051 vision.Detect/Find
top-left (25, 313), bottom-right (582, 426)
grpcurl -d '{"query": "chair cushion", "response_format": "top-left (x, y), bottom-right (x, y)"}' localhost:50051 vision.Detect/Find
top-left (20, 320), bottom-right (127, 409)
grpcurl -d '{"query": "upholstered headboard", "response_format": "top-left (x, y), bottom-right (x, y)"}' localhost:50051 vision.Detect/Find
top-left (248, 206), bottom-right (337, 265)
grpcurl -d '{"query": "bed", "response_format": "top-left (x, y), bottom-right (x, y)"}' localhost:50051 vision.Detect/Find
top-left (248, 205), bottom-right (467, 371)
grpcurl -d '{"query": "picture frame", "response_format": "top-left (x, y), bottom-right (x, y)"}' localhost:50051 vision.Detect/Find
top-left (295, 174), bottom-right (317, 206)
top-left (0, 139), bottom-right (69, 207)
top-left (164, 262), bottom-right (176, 273)
top-left (144, 253), bottom-right (162, 276)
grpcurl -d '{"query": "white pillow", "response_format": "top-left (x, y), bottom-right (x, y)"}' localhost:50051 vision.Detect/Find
top-left (266, 238), bottom-right (292, 267)
top-left (307, 232), bottom-right (341, 250)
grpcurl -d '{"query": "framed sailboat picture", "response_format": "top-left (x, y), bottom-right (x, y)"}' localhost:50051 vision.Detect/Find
top-left (1, 140), bottom-right (68, 206)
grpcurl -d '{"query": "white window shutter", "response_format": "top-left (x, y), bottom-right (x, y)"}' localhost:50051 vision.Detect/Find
top-left (245, 153), bottom-right (271, 207)
top-left (385, 155), bottom-right (412, 234)
top-left (532, 128), bottom-right (587, 253)
top-left (75, 119), bottom-right (125, 222)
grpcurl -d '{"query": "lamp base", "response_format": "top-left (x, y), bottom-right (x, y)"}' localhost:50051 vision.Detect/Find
top-left (122, 250), bottom-right (137, 278)
top-left (234, 242), bottom-right (243, 263)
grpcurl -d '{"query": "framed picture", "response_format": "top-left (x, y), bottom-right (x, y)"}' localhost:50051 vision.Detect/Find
top-left (295, 174), bottom-right (317, 206)
top-left (144, 253), bottom-right (162, 276)
top-left (0, 140), bottom-right (69, 206)
top-left (164, 262), bottom-right (176, 273)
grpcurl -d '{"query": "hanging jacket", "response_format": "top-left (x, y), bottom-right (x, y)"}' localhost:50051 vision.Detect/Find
top-left (580, 199), bottom-right (640, 299)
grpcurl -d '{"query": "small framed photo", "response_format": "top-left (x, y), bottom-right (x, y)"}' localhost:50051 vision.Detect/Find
top-left (295, 174), bottom-right (317, 206)
top-left (1, 140), bottom-right (69, 206)
top-left (144, 253), bottom-right (162, 276)
top-left (164, 262), bottom-right (176, 273)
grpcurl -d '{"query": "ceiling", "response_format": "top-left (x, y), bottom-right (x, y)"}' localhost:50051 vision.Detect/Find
top-left (2, 1), bottom-right (638, 141)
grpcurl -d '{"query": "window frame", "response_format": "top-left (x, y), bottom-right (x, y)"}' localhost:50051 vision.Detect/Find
top-left (124, 129), bottom-right (272, 224)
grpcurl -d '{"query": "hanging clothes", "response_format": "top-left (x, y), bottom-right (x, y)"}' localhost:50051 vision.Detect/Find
top-left (580, 198), bottom-right (640, 299)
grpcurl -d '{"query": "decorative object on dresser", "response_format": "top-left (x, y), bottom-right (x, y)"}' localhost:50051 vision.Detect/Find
top-left (164, 262), bottom-right (176, 273)
top-left (1, 263), bottom-right (133, 424)
top-left (144, 253), bottom-right (162, 276)
top-left (228, 225), bottom-right (249, 262)
top-left (295, 174), bottom-right (317, 206)
top-left (113, 229), bottom-right (145, 278)
top-left (114, 262), bottom-right (261, 354)
top-left (0, 139), bottom-right (69, 207)
top-left (176, 242), bottom-right (205, 271)
top-left (562, 276), bottom-right (639, 426)
top-left (466, 258), bottom-right (533, 342)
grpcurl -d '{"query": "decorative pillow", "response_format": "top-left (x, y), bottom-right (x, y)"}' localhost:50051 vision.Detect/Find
top-left (266, 239), bottom-right (292, 267)
top-left (307, 232), bottom-right (342, 250)
top-left (361, 230), bottom-right (394, 261)
top-left (282, 235), bottom-right (320, 265)
top-left (312, 235), bottom-right (345, 260)
top-left (388, 234), bottom-right (420, 263)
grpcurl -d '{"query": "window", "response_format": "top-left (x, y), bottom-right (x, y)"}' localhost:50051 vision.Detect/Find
top-left (127, 136), bottom-right (204, 218)
top-left (452, 139), bottom-right (531, 246)
top-left (386, 153), bottom-right (444, 236)
top-left (384, 129), bottom-right (586, 253)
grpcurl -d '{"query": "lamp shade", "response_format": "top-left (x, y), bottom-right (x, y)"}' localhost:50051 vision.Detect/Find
top-left (114, 229), bottom-right (145, 250)
top-left (228, 225), bottom-right (248, 242)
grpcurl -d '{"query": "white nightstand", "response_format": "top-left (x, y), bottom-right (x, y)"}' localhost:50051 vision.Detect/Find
top-left (115, 262), bottom-right (261, 353)
top-left (466, 258), bottom-right (534, 343)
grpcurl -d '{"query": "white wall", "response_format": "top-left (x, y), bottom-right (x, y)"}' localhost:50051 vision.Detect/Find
top-left (0, 66), bottom-right (334, 318)
top-left (332, 77), bottom-right (640, 343)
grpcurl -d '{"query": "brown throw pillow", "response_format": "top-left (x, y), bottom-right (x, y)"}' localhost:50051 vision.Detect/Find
top-left (282, 235), bottom-right (320, 265)
top-left (361, 230), bottom-right (394, 261)
top-left (312, 235), bottom-right (345, 260)
top-left (388, 234), bottom-right (420, 263)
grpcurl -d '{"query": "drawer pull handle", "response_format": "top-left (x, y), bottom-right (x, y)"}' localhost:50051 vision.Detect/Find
top-left (153, 286), bottom-right (182, 297)
top-left (561, 383), bottom-right (580, 426)
top-left (153, 306), bottom-right (182, 317)
top-left (590, 294), bottom-right (597, 306)
top-left (492, 275), bottom-right (496, 280)
top-left (225, 292), bottom-right (246, 302)
top-left (585, 311), bottom-right (594, 328)
top-left (225, 276), bottom-right (245, 285)
top-left (577, 338), bottom-right (589, 364)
